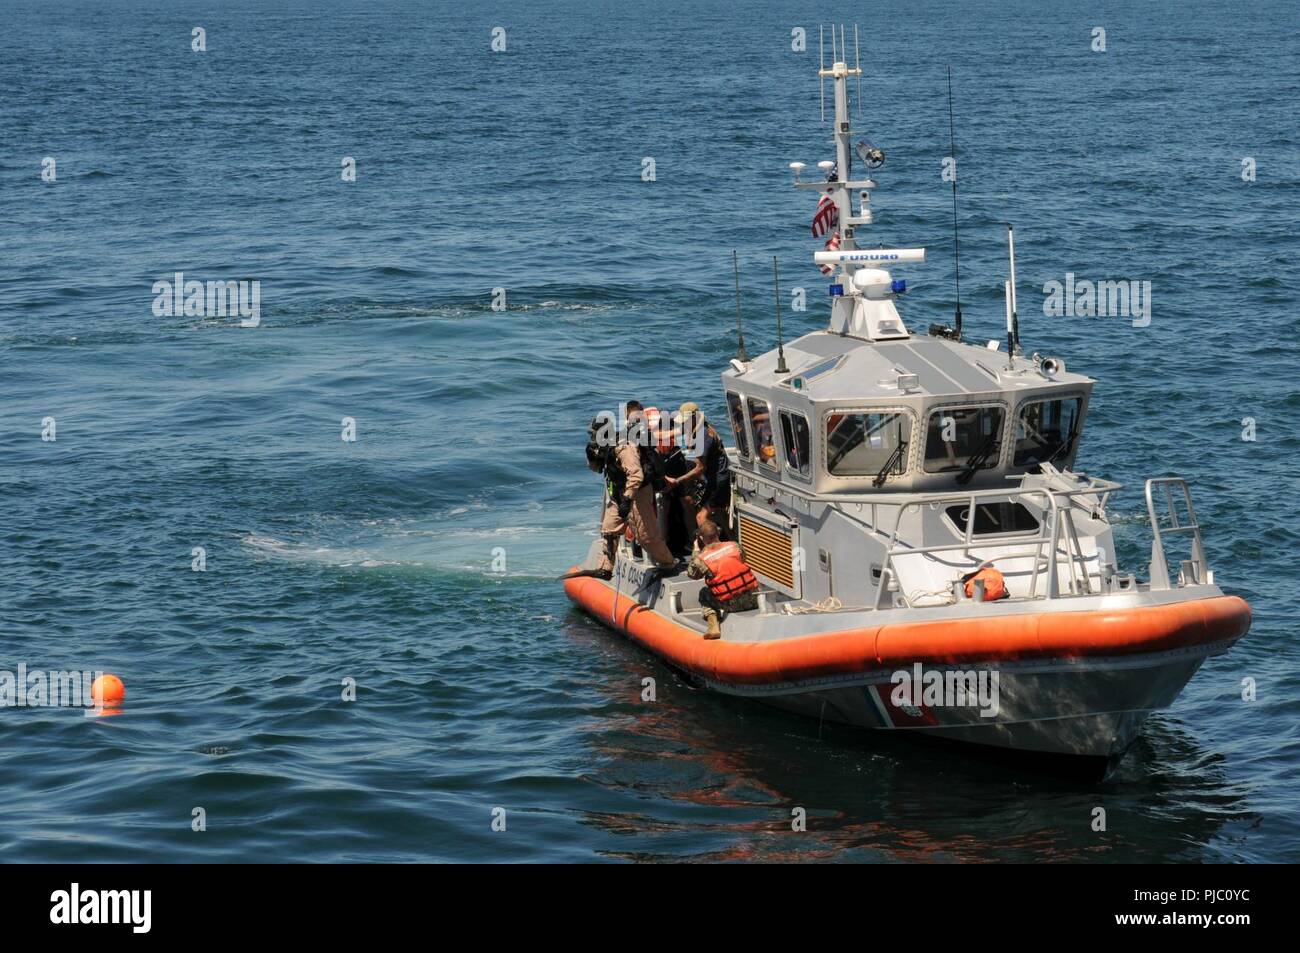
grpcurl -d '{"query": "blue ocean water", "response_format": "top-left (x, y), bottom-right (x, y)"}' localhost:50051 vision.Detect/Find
top-left (1, 0), bottom-right (1298, 862)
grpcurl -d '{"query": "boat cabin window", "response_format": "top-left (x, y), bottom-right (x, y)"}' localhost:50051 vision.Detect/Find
top-left (945, 502), bottom-right (1040, 537)
top-left (924, 406), bottom-right (1005, 474)
top-left (779, 410), bottom-right (811, 478)
top-left (747, 397), bottom-right (777, 468)
top-left (825, 410), bottom-right (912, 479)
top-left (1015, 396), bottom-right (1082, 467)
top-left (726, 392), bottom-right (750, 460)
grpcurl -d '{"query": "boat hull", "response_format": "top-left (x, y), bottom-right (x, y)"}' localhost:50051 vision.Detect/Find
top-left (563, 571), bottom-right (1250, 761)
top-left (727, 659), bottom-right (1196, 759)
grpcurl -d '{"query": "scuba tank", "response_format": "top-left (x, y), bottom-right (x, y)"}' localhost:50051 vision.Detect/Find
top-left (637, 444), bottom-right (669, 493)
top-left (586, 415), bottom-right (627, 504)
top-left (585, 415), bottom-right (612, 473)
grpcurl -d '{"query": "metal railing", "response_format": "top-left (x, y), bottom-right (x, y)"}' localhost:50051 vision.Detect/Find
top-left (1145, 477), bottom-right (1210, 589)
top-left (729, 458), bottom-right (1219, 607)
top-left (870, 476), bottom-right (1122, 609)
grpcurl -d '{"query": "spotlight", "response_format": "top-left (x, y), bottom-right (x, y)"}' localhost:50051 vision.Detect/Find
top-left (855, 139), bottom-right (884, 170)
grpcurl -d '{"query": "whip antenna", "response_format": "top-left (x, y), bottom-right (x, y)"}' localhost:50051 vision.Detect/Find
top-left (733, 251), bottom-right (750, 362)
top-left (819, 26), bottom-right (826, 121)
top-left (1004, 279), bottom-right (1015, 370)
top-left (854, 25), bottom-right (862, 118)
top-left (947, 65), bottom-right (963, 340)
top-left (1007, 222), bottom-right (1021, 353)
top-left (773, 257), bottom-right (788, 374)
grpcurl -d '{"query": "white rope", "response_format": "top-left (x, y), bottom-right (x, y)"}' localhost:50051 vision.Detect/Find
top-left (783, 596), bottom-right (872, 615)
top-left (905, 587), bottom-right (958, 607)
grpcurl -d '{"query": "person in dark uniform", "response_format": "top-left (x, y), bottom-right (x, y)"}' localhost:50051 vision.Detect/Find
top-left (646, 407), bottom-right (697, 559)
top-left (671, 401), bottom-right (733, 539)
top-left (658, 439), bottom-right (697, 558)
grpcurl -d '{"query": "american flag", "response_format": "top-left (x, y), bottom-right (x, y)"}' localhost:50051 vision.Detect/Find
top-left (811, 192), bottom-right (838, 237)
top-left (819, 232), bottom-right (840, 276)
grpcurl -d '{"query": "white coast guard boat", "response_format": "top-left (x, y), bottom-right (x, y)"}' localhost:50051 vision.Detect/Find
top-left (563, 38), bottom-right (1249, 774)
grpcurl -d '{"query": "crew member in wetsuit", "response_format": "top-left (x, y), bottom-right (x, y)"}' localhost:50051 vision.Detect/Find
top-left (647, 407), bottom-right (698, 559)
top-left (687, 520), bottom-right (759, 639)
top-left (671, 402), bottom-right (732, 538)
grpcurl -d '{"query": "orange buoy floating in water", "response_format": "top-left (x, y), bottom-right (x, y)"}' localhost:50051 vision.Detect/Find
top-left (91, 673), bottom-right (125, 707)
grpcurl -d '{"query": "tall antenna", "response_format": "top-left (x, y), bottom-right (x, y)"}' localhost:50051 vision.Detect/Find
top-left (733, 251), bottom-right (750, 362)
top-left (854, 25), bottom-right (862, 118)
top-left (773, 257), bottom-right (788, 374)
top-left (819, 26), bottom-right (825, 122)
top-left (1004, 280), bottom-right (1015, 370)
top-left (1007, 223), bottom-right (1020, 353)
top-left (947, 65), bottom-right (963, 340)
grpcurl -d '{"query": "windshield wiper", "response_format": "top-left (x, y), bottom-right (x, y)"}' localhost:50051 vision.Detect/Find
top-left (873, 441), bottom-right (907, 488)
top-left (956, 433), bottom-right (1000, 485)
top-left (1039, 430), bottom-right (1077, 469)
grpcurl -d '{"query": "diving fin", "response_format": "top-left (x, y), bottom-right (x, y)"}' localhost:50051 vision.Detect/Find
top-left (558, 568), bottom-right (613, 581)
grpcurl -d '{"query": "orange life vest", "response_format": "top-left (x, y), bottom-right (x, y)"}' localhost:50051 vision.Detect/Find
top-left (700, 541), bottom-right (758, 601)
top-left (964, 565), bottom-right (1007, 601)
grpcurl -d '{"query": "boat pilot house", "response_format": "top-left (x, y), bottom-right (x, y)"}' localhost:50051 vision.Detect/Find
top-left (723, 326), bottom-right (1092, 607)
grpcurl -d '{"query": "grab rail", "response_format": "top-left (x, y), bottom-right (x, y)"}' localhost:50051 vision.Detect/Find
top-left (871, 480), bottom-right (1115, 609)
top-left (726, 459), bottom-right (1129, 609)
top-left (1145, 477), bottom-right (1210, 589)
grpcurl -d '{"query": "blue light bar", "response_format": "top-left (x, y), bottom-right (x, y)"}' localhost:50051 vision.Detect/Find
top-left (891, 279), bottom-right (907, 294)
top-left (829, 284), bottom-right (844, 296)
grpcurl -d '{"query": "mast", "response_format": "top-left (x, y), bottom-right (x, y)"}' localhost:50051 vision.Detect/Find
top-left (820, 39), bottom-right (861, 253)
top-left (817, 33), bottom-right (863, 334)
top-left (790, 28), bottom-right (923, 341)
